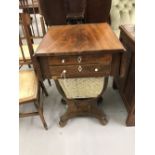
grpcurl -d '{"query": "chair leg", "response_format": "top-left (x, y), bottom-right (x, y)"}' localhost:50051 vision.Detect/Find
top-left (19, 65), bottom-right (23, 69)
top-left (34, 102), bottom-right (48, 130)
top-left (38, 107), bottom-right (48, 130)
top-left (40, 81), bottom-right (48, 97)
top-left (28, 64), bottom-right (31, 68)
top-left (47, 79), bottom-right (52, 86)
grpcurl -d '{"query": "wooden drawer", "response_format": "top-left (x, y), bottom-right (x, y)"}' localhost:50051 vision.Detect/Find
top-left (49, 64), bottom-right (111, 78)
top-left (48, 54), bottom-right (112, 66)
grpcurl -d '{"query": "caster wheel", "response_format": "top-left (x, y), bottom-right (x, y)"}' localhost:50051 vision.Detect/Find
top-left (100, 118), bottom-right (108, 125)
top-left (59, 120), bottom-right (67, 127)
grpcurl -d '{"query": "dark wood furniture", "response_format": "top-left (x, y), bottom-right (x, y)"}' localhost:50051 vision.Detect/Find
top-left (113, 25), bottom-right (135, 126)
top-left (38, 0), bottom-right (111, 26)
top-left (34, 23), bottom-right (125, 126)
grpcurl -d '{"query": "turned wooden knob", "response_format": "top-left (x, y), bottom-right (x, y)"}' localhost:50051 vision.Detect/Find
top-left (61, 59), bottom-right (65, 63)
top-left (95, 68), bottom-right (99, 72)
top-left (63, 70), bottom-right (67, 73)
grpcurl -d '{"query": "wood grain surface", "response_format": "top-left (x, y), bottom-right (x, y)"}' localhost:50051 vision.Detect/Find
top-left (35, 23), bottom-right (125, 56)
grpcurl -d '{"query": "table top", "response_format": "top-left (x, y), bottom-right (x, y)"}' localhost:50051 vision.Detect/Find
top-left (35, 23), bottom-right (125, 56)
top-left (120, 25), bottom-right (135, 42)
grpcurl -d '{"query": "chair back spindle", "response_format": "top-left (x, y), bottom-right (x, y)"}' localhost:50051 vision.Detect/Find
top-left (19, 0), bottom-right (47, 39)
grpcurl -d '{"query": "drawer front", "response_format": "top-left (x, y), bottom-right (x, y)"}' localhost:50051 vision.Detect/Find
top-left (48, 54), bottom-right (112, 66)
top-left (50, 64), bottom-right (111, 78)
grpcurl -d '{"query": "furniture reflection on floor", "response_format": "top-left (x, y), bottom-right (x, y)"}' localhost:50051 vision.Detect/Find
top-left (34, 23), bottom-right (125, 127)
top-left (113, 25), bottom-right (135, 126)
top-left (19, 70), bottom-right (48, 130)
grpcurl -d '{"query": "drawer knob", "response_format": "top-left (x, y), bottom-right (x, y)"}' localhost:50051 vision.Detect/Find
top-left (78, 65), bottom-right (82, 72)
top-left (61, 59), bottom-right (65, 63)
top-left (77, 56), bottom-right (82, 63)
top-left (61, 70), bottom-right (67, 78)
top-left (63, 70), bottom-right (67, 73)
top-left (95, 68), bottom-right (99, 72)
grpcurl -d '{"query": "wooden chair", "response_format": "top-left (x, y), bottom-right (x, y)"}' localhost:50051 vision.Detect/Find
top-left (19, 35), bottom-right (34, 68)
top-left (19, 0), bottom-right (48, 39)
top-left (19, 12), bottom-right (51, 87)
top-left (19, 0), bottom-right (39, 14)
top-left (19, 70), bottom-right (48, 130)
top-left (19, 13), bottom-right (32, 68)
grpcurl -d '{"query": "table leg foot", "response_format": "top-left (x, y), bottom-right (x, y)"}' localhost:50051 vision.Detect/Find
top-left (59, 98), bottom-right (107, 126)
top-left (99, 117), bottom-right (108, 125)
top-left (59, 119), bottom-right (68, 127)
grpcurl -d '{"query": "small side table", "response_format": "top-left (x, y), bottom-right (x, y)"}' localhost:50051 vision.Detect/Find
top-left (113, 25), bottom-right (135, 126)
top-left (34, 23), bottom-right (125, 126)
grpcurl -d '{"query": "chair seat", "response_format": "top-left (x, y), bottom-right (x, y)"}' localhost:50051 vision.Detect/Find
top-left (58, 77), bottom-right (105, 99)
top-left (19, 44), bottom-right (38, 60)
top-left (19, 70), bottom-right (38, 103)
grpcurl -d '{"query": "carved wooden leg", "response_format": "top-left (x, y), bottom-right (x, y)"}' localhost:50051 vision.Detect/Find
top-left (90, 104), bottom-right (107, 125)
top-left (59, 113), bottom-right (69, 127)
top-left (59, 99), bottom-right (107, 127)
top-left (126, 106), bottom-right (135, 126)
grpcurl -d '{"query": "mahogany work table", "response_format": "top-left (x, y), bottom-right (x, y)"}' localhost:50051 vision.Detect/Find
top-left (34, 23), bottom-right (126, 125)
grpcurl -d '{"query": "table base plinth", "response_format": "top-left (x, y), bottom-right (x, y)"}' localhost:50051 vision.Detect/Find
top-left (59, 98), bottom-right (107, 127)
